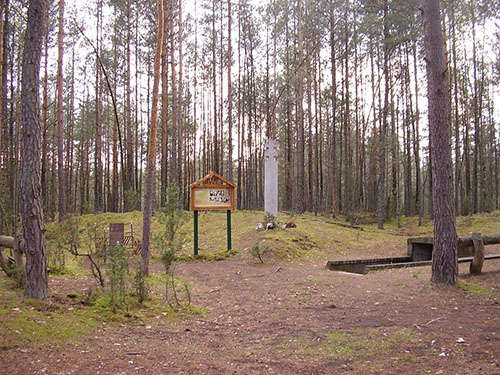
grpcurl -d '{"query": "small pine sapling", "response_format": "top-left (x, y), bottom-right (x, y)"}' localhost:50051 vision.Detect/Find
top-left (134, 260), bottom-right (148, 303)
top-left (155, 185), bottom-right (190, 310)
top-left (250, 240), bottom-right (270, 263)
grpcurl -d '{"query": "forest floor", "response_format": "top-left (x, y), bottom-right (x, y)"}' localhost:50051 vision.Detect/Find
top-left (1, 212), bottom-right (500, 375)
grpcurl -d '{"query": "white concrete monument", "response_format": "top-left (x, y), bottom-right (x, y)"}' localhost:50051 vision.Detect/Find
top-left (264, 138), bottom-right (278, 218)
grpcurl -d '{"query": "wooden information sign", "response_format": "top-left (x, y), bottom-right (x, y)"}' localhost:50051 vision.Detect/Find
top-left (190, 171), bottom-right (236, 211)
top-left (190, 172), bottom-right (236, 255)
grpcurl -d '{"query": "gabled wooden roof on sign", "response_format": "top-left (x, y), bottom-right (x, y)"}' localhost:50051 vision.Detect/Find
top-left (190, 171), bottom-right (236, 189)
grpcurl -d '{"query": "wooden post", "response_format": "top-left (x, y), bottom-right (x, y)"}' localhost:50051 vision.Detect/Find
top-left (470, 232), bottom-right (484, 274)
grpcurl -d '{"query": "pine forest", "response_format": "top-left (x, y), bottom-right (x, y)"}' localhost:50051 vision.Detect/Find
top-left (1, 0), bottom-right (500, 234)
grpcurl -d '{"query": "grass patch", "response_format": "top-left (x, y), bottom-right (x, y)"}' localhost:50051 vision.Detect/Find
top-left (43, 210), bottom-right (500, 264)
top-left (455, 211), bottom-right (500, 234)
top-left (276, 327), bottom-right (421, 361)
top-left (457, 280), bottom-right (498, 299)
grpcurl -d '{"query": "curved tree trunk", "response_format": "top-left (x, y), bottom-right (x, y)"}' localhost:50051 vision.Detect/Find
top-left (142, 0), bottom-right (164, 276)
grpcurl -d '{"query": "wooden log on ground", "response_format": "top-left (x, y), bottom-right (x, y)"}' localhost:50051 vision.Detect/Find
top-left (470, 233), bottom-right (485, 274)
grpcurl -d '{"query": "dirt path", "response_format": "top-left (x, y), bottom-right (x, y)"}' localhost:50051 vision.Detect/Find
top-left (3, 256), bottom-right (500, 375)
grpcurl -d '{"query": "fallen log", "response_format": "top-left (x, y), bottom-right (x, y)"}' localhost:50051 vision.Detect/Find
top-left (0, 235), bottom-right (25, 250)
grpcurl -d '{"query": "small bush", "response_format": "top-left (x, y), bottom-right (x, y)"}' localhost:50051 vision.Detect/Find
top-left (46, 215), bottom-right (81, 273)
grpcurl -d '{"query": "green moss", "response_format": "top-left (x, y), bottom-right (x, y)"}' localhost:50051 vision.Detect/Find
top-left (177, 248), bottom-right (239, 262)
top-left (0, 275), bottom-right (204, 350)
top-left (457, 281), bottom-right (498, 299)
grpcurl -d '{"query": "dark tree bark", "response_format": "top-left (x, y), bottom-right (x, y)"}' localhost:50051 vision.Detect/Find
top-left (423, 0), bottom-right (458, 284)
top-left (0, 0), bottom-right (4, 166)
top-left (111, 32), bottom-right (119, 212)
top-left (160, 0), bottom-right (169, 207)
top-left (211, 0), bottom-right (219, 174)
top-left (377, 0), bottom-right (390, 230)
top-left (124, 0), bottom-right (134, 212)
top-left (177, 0), bottom-right (184, 197)
top-left (169, 0), bottom-right (178, 184)
top-left (329, 5), bottom-right (337, 217)
top-left (227, 0), bottom-right (233, 181)
top-left (449, 1), bottom-right (461, 216)
top-left (20, 0), bottom-right (49, 300)
top-left (343, 10), bottom-right (351, 223)
top-left (41, 31), bottom-right (48, 216)
top-left (94, 0), bottom-right (103, 213)
top-left (295, 0), bottom-right (305, 214)
top-left (412, 41), bottom-right (423, 225)
top-left (56, 0), bottom-right (66, 221)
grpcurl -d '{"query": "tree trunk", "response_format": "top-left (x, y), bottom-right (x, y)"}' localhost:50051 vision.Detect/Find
top-left (295, 0), bottom-right (305, 214)
top-left (20, 0), bottom-right (49, 300)
top-left (412, 41), bottom-right (423, 225)
top-left (449, 1), bottom-right (461, 216)
top-left (94, 0), bottom-right (103, 213)
top-left (177, 0), bottom-right (184, 198)
top-left (169, 0), bottom-right (178, 184)
top-left (211, 0), bottom-right (218, 174)
top-left (56, 0), bottom-right (66, 221)
top-left (0, 0), bottom-right (4, 170)
top-left (142, 0), bottom-right (164, 276)
top-left (124, 0), bottom-right (134, 212)
top-left (343, 13), bottom-right (351, 223)
top-left (227, 0), bottom-right (233, 181)
top-left (329, 6), bottom-right (338, 216)
top-left (423, 0), bottom-right (458, 285)
top-left (160, 0), bottom-right (169, 206)
top-left (377, 1), bottom-right (390, 230)
top-left (41, 32), bottom-right (48, 216)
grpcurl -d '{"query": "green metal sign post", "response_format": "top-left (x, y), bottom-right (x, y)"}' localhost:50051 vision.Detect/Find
top-left (227, 210), bottom-right (232, 251)
top-left (194, 210), bottom-right (199, 255)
